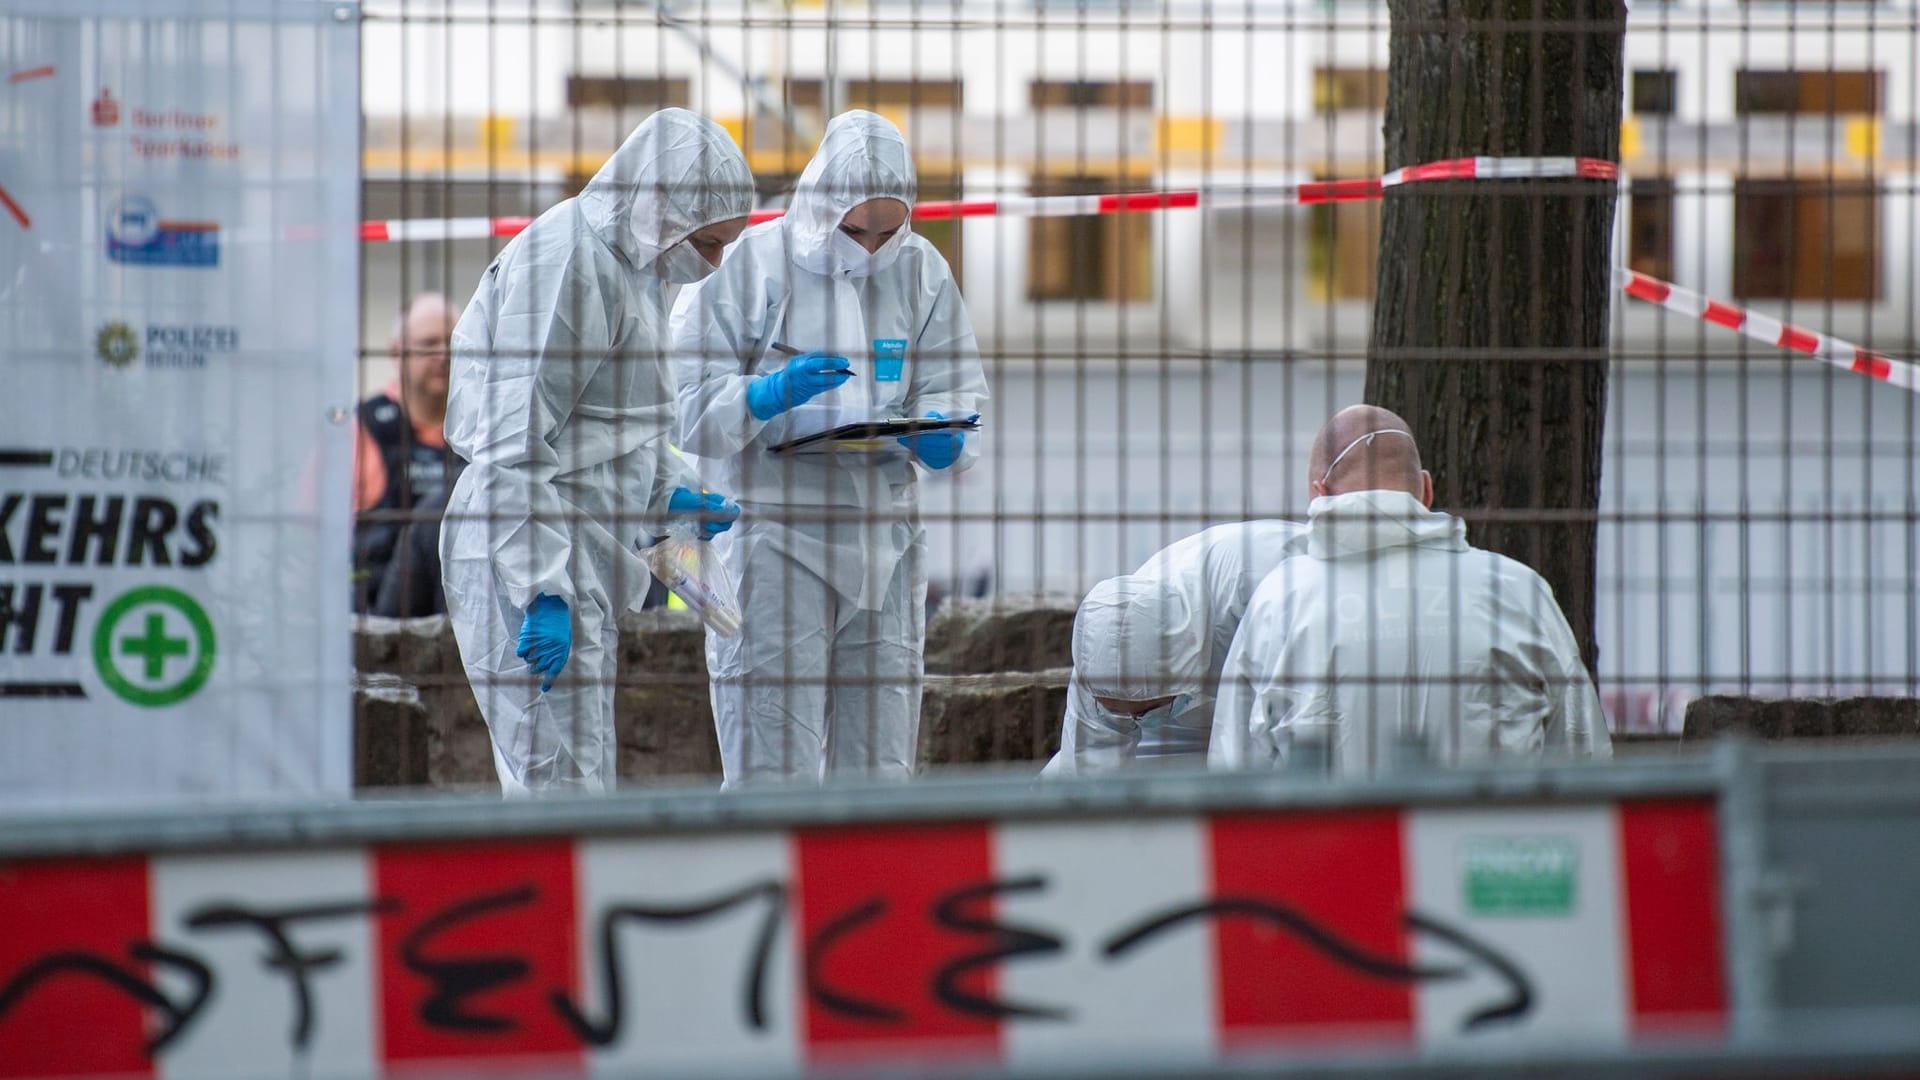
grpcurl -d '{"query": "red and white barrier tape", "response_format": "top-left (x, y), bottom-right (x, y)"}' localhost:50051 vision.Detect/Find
top-left (356, 154), bottom-right (1616, 242)
top-left (1615, 267), bottom-right (1919, 392)
top-left (354, 155), bottom-right (1914, 394)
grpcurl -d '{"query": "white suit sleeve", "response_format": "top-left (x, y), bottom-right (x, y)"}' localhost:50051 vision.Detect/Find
top-left (641, 446), bottom-right (702, 533)
top-left (1209, 620), bottom-right (1269, 769)
top-left (907, 272), bottom-right (989, 473)
top-left (451, 257), bottom-right (611, 610)
top-left (1531, 581), bottom-right (1613, 759)
top-left (1041, 673), bottom-right (1142, 776)
top-left (669, 264), bottom-right (773, 458)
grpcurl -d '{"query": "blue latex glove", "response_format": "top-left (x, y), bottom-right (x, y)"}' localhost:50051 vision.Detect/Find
top-left (745, 351), bottom-right (854, 421)
top-left (668, 486), bottom-right (741, 540)
top-left (898, 411), bottom-right (974, 470)
top-left (515, 593), bottom-right (572, 692)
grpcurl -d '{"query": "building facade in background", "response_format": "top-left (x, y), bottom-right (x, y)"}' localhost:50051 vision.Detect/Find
top-left (357, 0), bottom-right (1920, 725)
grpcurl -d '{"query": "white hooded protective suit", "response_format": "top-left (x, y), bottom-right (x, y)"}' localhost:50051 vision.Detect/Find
top-left (440, 109), bottom-right (753, 795)
top-left (1042, 521), bottom-right (1310, 775)
top-left (1209, 490), bottom-right (1612, 774)
top-left (669, 111), bottom-right (990, 784)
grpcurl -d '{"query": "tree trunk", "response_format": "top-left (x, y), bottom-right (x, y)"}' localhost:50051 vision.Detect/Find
top-left (1365, 0), bottom-right (1625, 676)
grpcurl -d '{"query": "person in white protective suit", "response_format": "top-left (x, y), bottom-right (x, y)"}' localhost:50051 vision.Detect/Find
top-left (670, 111), bottom-right (990, 784)
top-left (440, 109), bottom-right (755, 796)
top-left (1040, 520), bottom-right (1311, 775)
top-left (1209, 404), bottom-right (1611, 775)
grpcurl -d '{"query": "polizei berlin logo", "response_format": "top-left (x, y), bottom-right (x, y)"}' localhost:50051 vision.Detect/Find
top-left (96, 320), bottom-right (139, 367)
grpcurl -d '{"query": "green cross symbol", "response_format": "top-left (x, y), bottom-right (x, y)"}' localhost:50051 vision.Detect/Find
top-left (120, 612), bottom-right (191, 681)
top-left (93, 586), bottom-right (217, 708)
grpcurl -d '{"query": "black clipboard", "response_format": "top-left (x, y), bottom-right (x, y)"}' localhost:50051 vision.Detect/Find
top-left (767, 416), bottom-right (981, 455)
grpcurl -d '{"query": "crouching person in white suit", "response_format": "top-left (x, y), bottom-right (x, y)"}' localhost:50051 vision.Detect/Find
top-left (1211, 404), bottom-right (1611, 775)
top-left (1042, 520), bottom-right (1310, 775)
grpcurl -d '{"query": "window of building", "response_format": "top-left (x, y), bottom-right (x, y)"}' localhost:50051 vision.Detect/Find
top-left (1313, 68), bottom-right (1388, 114)
top-left (1026, 174), bottom-right (1153, 302)
top-left (1630, 70), bottom-right (1677, 116)
top-left (782, 77), bottom-right (827, 130)
top-left (565, 76), bottom-right (691, 110)
top-left (559, 76), bottom-right (696, 195)
top-left (846, 79), bottom-right (963, 115)
top-left (1627, 179), bottom-right (1675, 282)
top-left (1028, 80), bottom-right (1154, 109)
top-left (1735, 70), bottom-right (1881, 115)
top-left (1305, 173), bottom-right (1380, 300)
top-left (1732, 179), bottom-right (1879, 301)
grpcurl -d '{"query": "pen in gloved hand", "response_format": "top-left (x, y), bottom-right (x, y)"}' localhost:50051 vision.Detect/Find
top-left (771, 340), bottom-right (856, 375)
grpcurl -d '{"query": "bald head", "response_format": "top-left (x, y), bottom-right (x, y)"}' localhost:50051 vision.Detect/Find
top-left (391, 293), bottom-right (455, 414)
top-left (1308, 404), bottom-right (1431, 504)
top-left (391, 293), bottom-right (456, 349)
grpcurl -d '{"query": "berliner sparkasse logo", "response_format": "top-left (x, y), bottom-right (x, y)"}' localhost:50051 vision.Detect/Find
top-left (91, 86), bottom-right (121, 127)
top-left (106, 194), bottom-right (219, 268)
top-left (96, 320), bottom-right (138, 367)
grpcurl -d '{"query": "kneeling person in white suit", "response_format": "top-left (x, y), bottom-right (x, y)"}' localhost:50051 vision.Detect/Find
top-left (1042, 520), bottom-right (1310, 775)
top-left (1210, 405), bottom-right (1611, 774)
top-left (670, 111), bottom-right (990, 784)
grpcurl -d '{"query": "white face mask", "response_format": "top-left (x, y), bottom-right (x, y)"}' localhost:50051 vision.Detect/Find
top-left (829, 226), bottom-right (906, 278)
top-left (655, 240), bottom-right (719, 284)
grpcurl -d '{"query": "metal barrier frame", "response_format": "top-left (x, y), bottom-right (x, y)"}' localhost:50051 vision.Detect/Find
top-left (9, 740), bottom-right (1920, 1077)
top-left (0, 753), bottom-right (1726, 857)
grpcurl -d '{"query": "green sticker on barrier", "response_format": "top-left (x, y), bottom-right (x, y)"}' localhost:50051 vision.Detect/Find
top-left (1463, 837), bottom-right (1577, 916)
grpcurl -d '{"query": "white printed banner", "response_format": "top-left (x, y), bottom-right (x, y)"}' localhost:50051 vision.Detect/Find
top-left (0, 0), bottom-right (358, 803)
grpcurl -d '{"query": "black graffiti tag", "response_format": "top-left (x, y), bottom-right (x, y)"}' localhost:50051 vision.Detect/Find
top-left (0, 941), bottom-right (213, 1054)
top-left (550, 879), bottom-right (788, 1045)
top-left (930, 876), bottom-right (1068, 1022)
top-left (1102, 896), bottom-right (1535, 1032)
top-left (398, 884), bottom-right (544, 1033)
top-left (185, 898), bottom-right (397, 1049)
top-left (0, 869), bottom-right (1540, 1061)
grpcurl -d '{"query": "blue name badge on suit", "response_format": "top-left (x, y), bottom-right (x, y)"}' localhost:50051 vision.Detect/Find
top-left (872, 338), bottom-right (907, 382)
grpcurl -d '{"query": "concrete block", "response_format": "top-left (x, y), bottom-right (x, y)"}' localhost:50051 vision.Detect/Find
top-left (925, 597), bottom-right (1078, 674)
top-left (1683, 696), bottom-right (1920, 740)
top-left (421, 682), bottom-right (496, 790)
top-left (615, 680), bottom-right (721, 778)
top-left (616, 607), bottom-right (710, 676)
top-left (919, 669), bottom-right (1071, 767)
top-left (353, 676), bottom-right (431, 788)
top-left (354, 597), bottom-right (1086, 790)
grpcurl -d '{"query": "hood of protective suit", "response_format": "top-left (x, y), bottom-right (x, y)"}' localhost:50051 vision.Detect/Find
top-left (1307, 489), bottom-right (1468, 560)
top-left (784, 110), bottom-right (916, 277)
top-left (1073, 575), bottom-right (1206, 701)
top-left (576, 108), bottom-right (754, 271)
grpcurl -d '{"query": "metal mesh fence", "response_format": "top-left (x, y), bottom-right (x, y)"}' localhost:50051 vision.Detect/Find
top-left (351, 0), bottom-right (1920, 791)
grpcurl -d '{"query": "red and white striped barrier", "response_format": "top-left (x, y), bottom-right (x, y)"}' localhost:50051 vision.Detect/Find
top-left (0, 798), bottom-right (1724, 1078)
top-left (355, 155), bottom-right (1915, 394)
top-left (1616, 267), bottom-right (1920, 392)
top-left (356, 155), bottom-right (1617, 242)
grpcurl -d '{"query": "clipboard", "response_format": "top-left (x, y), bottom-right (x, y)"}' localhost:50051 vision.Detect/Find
top-left (767, 415), bottom-right (981, 455)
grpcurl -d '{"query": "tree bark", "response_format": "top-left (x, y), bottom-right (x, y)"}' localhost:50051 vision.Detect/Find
top-left (1365, 0), bottom-right (1625, 676)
